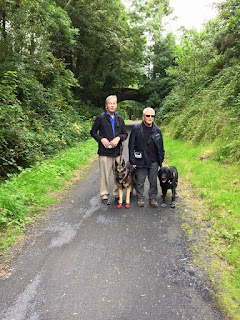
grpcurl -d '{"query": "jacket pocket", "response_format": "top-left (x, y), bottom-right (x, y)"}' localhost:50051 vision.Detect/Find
top-left (154, 133), bottom-right (161, 140)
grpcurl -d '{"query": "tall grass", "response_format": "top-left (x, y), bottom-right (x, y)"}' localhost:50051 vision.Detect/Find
top-left (0, 139), bottom-right (98, 253)
top-left (163, 134), bottom-right (240, 319)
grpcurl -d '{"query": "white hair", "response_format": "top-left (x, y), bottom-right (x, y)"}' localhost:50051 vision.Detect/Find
top-left (105, 95), bottom-right (117, 105)
top-left (143, 107), bottom-right (155, 115)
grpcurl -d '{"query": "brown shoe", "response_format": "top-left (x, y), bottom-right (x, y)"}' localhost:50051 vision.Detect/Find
top-left (149, 200), bottom-right (158, 208)
top-left (137, 200), bottom-right (145, 207)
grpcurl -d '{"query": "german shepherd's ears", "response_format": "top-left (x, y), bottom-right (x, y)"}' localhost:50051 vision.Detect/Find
top-left (122, 159), bottom-right (125, 166)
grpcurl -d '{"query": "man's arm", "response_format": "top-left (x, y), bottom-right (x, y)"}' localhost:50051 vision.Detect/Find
top-left (90, 116), bottom-right (102, 143)
top-left (128, 126), bottom-right (137, 165)
top-left (158, 129), bottom-right (165, 165)
top-left (90, 116), bottom-right (111, 147)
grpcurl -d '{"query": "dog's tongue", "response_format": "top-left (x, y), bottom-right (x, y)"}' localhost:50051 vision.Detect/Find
top-left (119, 180), bottom-right (123, 184)
top-left (162, 180), bottom-right (166, 183)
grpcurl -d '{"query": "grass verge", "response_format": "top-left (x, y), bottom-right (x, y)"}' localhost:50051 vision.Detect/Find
top-left (163, 134), bottom-right (240, 320)
top-left (0, 139), bottom-right (98, 255)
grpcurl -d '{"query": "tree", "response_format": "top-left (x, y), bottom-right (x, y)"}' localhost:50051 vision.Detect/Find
top-left (0, 0), bottom-right (87, 178)
top-left (55, 0), bottom-right (146, 106)
top-left (141, 33), bottom-right (176, 109)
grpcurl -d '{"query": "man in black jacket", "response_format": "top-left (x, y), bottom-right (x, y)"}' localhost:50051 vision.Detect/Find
top-left (129, 107), bottom-right (164, 208)
top-left (90, 95), bottom-right (128, 205)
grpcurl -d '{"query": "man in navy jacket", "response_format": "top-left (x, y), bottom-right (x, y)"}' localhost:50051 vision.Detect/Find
top-left (129, 107), bottom-right (164, 208)
top-left (90, 95), bottom-right (128, 204)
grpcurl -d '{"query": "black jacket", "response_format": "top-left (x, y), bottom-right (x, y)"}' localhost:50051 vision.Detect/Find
top-left (129, 122), bottom-right (164, 168)
top-left (90, 112), bottom-right (128, 157)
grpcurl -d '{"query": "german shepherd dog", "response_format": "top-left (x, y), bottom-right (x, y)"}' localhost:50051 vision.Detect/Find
top-left (158, 166), bottom-right (178, 208)
top-left (114, 159), bottom-right (136, 209)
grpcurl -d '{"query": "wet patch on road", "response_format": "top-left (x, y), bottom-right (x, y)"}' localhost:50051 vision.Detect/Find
top-left (2, 274), bottom-right (41, 320)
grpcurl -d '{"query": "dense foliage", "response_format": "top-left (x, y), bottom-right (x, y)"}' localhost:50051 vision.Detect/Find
top-left (155, 0), bottom-right (240, 162)
top-left (0, 0), bottom-right (91, 179)
top-left (54, 0), bottom-right (147, 106)
top-left (0, 0), bottom-right (174, 179)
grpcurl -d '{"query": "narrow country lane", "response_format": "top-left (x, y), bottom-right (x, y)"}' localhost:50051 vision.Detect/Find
top-left (0, 123), bottom-right (222, 320)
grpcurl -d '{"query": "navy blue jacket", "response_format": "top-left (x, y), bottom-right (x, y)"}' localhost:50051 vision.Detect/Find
top-left (90, 112), bottom-right (128, 157)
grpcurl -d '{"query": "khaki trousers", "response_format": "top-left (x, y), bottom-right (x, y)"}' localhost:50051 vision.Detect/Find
top-left (99, 155), bottom-right (120, 199)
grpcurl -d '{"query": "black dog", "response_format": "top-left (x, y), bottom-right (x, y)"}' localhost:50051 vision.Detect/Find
top-left (158, 166), bottom-right (178, 208)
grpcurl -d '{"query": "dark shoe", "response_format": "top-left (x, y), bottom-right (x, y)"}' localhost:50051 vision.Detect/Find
top-left (170, 201), bottom-right (176, 208)
top-left (149, 200), bottom-right (158, 208)
top-left (137, 200), bottom-right (145, 207)
top-left (101, 199), bottom-right (110, 205)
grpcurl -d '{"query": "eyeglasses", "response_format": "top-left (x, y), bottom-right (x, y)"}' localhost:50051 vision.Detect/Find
top-left (145, 114), bottom-right (155, 118)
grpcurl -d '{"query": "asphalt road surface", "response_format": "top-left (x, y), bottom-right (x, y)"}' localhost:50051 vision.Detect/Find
top-left (0, 122), bottom-right (223, 320)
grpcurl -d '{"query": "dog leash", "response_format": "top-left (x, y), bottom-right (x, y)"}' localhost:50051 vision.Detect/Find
top-left (119, 136), bottom-right (125, 164)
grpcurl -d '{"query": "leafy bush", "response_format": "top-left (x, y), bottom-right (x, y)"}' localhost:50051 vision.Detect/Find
top-left (0, 69), bottom-right (92, 179)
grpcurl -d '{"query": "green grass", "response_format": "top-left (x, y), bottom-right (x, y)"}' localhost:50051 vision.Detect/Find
top-left (0, 139), bottom-right (98, 254)
top-left (163, 134), bottom-right (240, 319)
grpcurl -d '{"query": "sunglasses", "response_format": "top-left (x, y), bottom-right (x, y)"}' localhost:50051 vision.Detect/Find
top-left (145, 114), bottom-right (155, 118)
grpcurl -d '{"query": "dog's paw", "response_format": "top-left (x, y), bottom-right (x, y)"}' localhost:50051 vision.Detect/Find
top-left (125, 204), bottom-right (130, 209)
top-left (117, 204), bottom-right (123, 209)
top-left (161, 203), bottom-right (167, 208)
top-left (170, 201), bottom-right (176, 208)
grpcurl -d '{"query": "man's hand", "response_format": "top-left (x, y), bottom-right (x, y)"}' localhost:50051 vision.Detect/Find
top-left (101, 138), bottom-right (110, 148)
top-left (110, 136), bottom-right (120, 148)
top-left (132, 165), bottom-right (137, 169)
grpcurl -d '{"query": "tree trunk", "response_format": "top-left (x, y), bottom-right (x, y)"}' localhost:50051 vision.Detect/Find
top-left (0, 7), bottom-right (7, 40)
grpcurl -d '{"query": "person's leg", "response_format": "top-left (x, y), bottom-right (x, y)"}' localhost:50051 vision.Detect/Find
top-left (99, 156), bottom-right (112, 200)
top-left (148, 161), bottom-right (159, 201)
top-left (135, 167), bottom-right (147, 201)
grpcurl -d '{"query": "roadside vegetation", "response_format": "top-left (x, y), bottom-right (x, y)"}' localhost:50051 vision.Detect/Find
top-left (0, 139), bottom-right (97, 253)
top-left (162, 135), bottom-right (240, 319)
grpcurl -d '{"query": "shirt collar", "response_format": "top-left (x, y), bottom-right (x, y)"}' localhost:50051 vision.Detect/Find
top-left (106, 111), bottom-right (116, 117)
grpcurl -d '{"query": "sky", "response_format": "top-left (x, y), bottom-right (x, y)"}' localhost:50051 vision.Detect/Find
top-left (165, 0), bottom-right (221, 33)
top-left (122, 0), bottom-right (222, 34)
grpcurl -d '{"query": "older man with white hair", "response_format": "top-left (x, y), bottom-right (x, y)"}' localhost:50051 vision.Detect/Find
top-left (129, 107), bottom-right (165, 208)
top-left (90, 95), bottom-right (128, 205)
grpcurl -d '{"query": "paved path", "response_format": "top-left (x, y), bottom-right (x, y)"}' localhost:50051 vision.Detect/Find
top-left (0, 123), bottom-right (222, 320)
